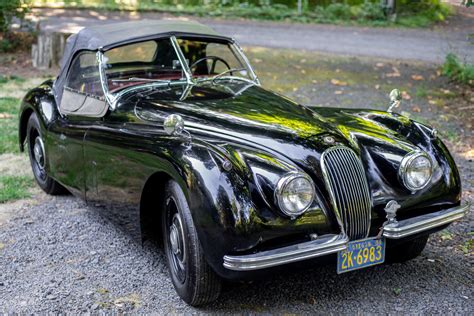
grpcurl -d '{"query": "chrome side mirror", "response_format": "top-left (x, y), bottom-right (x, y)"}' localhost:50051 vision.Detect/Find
top-left (163, 114), bottom-right (185, 136)
top-left (387, 89), bottom-right (401, 113)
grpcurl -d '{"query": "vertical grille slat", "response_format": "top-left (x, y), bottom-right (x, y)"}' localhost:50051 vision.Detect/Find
top-left (321, 146), bottom-right (372, 240)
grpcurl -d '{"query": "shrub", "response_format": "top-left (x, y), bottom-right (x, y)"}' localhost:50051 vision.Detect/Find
top-left (0, 31), bottom-right (35, 53)
top-left (442, 53), bottom-right (474, 87)
top-left (0, 0), bottom-right (29, 33)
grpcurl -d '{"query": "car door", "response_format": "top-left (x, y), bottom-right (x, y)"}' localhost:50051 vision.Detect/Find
top-left (47, 51), bottom-right (109, 197)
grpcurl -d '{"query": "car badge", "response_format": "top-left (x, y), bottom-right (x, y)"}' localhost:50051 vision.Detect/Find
top-left (323, 136), bottom-right (335, 144)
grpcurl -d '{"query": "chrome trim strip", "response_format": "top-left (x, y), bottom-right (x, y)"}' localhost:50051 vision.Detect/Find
top-left (170, 36), bottom-right (193, 84)
top-left (383, 203), bottom-right (470, 239)
top-left (223, 234), bottom-right (348, 271)
top-left (232, 41), bottom-right (260, 85)
top-left (97, 51), bottom-right (116, 109)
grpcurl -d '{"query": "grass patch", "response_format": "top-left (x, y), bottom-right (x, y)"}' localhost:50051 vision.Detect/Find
top-left (0, 97), bottom-right (20, 154)
top-left (442, 53), bottom-right (474, 87)
top-left (0, 74), bottom-right (50, 99)
top-left (0, 175), bottom-right (33, 203)
top-left (32, 0), bottom-right (452, 28)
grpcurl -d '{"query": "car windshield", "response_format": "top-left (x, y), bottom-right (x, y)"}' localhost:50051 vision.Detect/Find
top-left (176, 38), bottom-right (253, 82)
top-left (101, 37), bottom-right (255, 95)
top-left (103, 38), bottom-right (187, 94)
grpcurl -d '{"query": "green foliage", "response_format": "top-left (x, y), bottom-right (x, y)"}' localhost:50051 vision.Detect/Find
top-left (0, 30), bottom-right (36, 53)
top-left (313, 1), bottom-right (385, 23)
top-left (442, 53), bottom-right (474, 87)
top-left (31, 0), bottom-right (453, 28)
top-left (395, 0), bottom-right (453, 27)
top-left (462, 0), bottom-right (473, 7)
top-left (0, 97), bottom-right (20, 154)
top-left (0, 175), bottom-right (33, 203)
top-left (0, 0), bottom-right (29, 33)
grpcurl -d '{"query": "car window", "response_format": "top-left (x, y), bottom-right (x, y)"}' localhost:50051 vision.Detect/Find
top-left (65, 51), bottom-right (104, 98)
top-left (61, 51), bottom-right (107, 117)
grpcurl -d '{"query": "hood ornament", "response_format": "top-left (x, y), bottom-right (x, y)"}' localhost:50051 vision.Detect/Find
top-left (387, 89), bottom-right (401, 113)
top-left (384, 200), bottom-right (401, 224)
top-left (377, 200), bottom-right (401, 237)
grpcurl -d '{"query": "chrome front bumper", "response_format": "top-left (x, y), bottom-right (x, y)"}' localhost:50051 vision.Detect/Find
top-left (223, 203), bottom-right (469, 271)
top-left (382, 203), bottom-right (470, 239)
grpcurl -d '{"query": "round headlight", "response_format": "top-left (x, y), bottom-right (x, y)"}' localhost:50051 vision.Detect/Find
top-left (275, 173), bottom-right (315, 217)
top-left (399, 151), bottom-right (433, 191)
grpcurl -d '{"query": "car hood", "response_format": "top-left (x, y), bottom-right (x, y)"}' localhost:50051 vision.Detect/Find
top-left (132, 81), bottom-right (417, 161)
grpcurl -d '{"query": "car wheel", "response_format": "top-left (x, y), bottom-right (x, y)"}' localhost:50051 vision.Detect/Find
top-left (27, 113), bottom-right (67, 195)
top-left (386, 235), bottom-right (429, 263)
top-left (162, 180), bottom-right (222, 306)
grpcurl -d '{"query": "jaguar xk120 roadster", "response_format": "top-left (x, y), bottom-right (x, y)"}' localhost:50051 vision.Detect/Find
top-left (19, 20), bottom-right (469, 305)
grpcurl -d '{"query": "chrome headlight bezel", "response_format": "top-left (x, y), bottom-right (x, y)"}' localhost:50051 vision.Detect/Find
top-left (399, 151), bottom-right (433, 191)
top-left (274, 172), bottom-right (316, 217)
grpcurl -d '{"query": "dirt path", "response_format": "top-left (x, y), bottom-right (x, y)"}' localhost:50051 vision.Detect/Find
top-left (33, 7), bottom-right (474, 64)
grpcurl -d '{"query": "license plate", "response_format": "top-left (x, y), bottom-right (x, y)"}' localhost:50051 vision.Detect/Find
top-left (337, 237), bottom-right (385, 274)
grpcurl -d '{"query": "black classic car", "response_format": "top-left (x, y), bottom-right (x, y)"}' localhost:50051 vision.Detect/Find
top-left (19, 20), bottom-right (469, 305)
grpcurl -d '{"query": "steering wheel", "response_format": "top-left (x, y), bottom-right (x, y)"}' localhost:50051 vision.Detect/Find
top-left (189, 56), bottom-right (231, 75)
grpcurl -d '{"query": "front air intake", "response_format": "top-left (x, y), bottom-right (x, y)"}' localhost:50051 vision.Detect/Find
top-left (321, 146), bottom-right (372, 240)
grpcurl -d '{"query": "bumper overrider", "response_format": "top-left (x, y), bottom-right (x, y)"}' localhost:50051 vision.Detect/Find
top-left (223, 203), bottom-right (470, 271)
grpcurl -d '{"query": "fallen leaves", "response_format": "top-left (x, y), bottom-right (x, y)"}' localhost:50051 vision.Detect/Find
top-left (412, 105), bottom-right (421, 113)
top-left (411, 74), bottom-right (424, 81)
top-left (331, 79), bottom-right (348, 86)
top-left (334, 90), bottom-right (343, 95)
top-left (386, 67), bottom-right (401, 77)
top-left (0, 113), bottom-right (13, 119)
top-left (401, 91), bottom-right (411, 100)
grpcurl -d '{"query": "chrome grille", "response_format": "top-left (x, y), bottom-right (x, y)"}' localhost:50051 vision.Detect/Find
top-left (321, 146), bottom-right (371, 240)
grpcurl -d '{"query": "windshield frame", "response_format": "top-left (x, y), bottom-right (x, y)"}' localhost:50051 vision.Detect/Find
top-left (97, 35), bottom-right (259, 110)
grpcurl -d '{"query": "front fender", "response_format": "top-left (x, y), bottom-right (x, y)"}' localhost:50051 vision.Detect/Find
top-left (180, 140), bottom-right (331, 278)
top-left (19, 80), bottom-right (57, 152)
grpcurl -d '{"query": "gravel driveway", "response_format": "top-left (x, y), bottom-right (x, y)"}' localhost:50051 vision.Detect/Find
top-left (0, 152), bottom-right (472, 313)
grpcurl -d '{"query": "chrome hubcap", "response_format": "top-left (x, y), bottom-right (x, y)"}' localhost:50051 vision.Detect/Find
top-left (170, 224), bottom-right (181, 256)
top-left (168, 211), bottom-right (186, 283)
top-left (33, 136), bottom-right (45, 169)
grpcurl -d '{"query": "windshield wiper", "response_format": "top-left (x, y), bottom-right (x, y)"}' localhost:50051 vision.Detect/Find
top-left (111, 77), bottom-right (171, 83)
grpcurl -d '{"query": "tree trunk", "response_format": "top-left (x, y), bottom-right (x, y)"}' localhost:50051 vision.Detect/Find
top-left (32, 31), bottom-right (71, 69)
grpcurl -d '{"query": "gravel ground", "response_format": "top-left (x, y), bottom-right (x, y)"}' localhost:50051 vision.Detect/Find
top-left (0, 151), bottom-right (472, 313)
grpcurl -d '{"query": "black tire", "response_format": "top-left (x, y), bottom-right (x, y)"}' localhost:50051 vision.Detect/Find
top-left (162, 180), bottom-right (222, 306)
top-left (386, 235), bottom-right (429, 263)
top-left (26, 113), bottom-right (67, 195)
